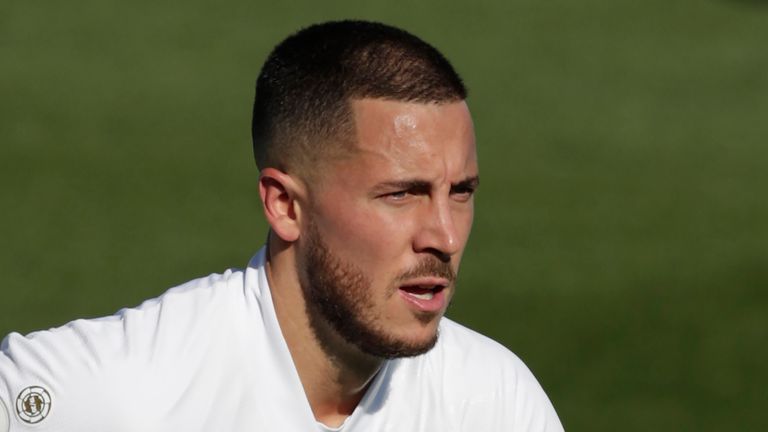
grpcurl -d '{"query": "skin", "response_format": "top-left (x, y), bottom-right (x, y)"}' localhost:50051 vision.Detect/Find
top-left (258, 98), bottom-right (478, 427)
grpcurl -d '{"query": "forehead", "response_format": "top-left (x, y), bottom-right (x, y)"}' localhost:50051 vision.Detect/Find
top-left (339, 98), bottom-right (477, 183)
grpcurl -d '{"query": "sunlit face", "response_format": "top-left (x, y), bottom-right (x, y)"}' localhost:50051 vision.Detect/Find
top-left (297, 98), bottom-right (478, 358)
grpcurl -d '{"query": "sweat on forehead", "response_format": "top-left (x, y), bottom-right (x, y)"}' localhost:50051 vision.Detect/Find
top-left (250, 20), bottom-right (467, 178)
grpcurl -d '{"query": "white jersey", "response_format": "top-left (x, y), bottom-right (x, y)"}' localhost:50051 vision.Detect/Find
top-left (0, 248), bottom-right (563, 431)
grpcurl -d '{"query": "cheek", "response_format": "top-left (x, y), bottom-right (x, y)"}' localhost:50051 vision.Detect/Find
top-left (451, 204), bottom-right (475, 261)
top-left (448, 194), bottom-right (475, 229)
top-left (458, 205), bottom-right (474, 242)
top-left (315, 200), bottom-right (415, 265)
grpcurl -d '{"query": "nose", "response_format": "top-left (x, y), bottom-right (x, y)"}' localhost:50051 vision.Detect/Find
top-left (412, 197), bottom-right (461, 262)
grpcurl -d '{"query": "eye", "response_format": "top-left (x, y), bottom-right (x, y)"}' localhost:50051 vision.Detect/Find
top-left (374, 182), bottom-right (430, 204)
top-left (386, 190), bottom-right (410, 201)
top-left (451, 185), bottom-right (476, 202)
top-left (377, 189), bottom-right (417, 205)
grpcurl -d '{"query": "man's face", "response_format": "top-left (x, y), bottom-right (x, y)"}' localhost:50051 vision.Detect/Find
top-left (297, 98), bottom-right (478, 358)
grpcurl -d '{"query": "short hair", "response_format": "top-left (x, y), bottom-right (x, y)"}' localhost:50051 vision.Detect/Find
top-left (251, 20), bottom-right (467, 177)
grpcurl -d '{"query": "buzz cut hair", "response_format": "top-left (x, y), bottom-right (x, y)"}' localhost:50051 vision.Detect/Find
top-left (251, 20), bottom-right (467, 177)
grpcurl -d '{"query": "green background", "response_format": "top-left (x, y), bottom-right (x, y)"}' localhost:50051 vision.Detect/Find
top-left (2, 0), bottom-right (766, 430)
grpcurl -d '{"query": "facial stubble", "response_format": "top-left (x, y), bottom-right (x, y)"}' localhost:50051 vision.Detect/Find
top-left (299, 222), bottom-right (456, 359)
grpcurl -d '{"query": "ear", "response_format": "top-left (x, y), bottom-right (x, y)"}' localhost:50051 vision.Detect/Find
top-left (258, 167), bottom-right (305, 243)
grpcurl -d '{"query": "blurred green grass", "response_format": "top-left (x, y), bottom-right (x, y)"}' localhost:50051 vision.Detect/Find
top-left (2, 0), bottom-right (767, 430)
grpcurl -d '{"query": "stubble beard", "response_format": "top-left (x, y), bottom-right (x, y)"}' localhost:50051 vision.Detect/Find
top-left (299, 222), bottom-right (456, 359)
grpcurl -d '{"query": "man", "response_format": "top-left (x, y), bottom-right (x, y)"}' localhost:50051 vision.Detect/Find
top-left (0, 20), bottom-right (563, 431)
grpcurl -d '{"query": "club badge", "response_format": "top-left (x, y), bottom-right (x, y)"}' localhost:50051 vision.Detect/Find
top-left (15, 386), bottom-right (51, 424)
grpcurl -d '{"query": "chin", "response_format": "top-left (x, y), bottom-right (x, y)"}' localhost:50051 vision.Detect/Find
top-left (390, 322), bottom-right (442, 356)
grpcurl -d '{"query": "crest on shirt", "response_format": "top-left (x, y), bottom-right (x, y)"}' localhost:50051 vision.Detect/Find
top-left (15, 386), bottom-right (51, 424)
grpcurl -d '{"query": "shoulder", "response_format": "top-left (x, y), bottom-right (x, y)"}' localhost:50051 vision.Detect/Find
top-left (435, 318), bottom-right (528, 370)
top-left (2, 268), bottom-right (246, 365)
top-left (430, 318), bottom-right (536, 392)
top-left (0, 268), bottom-right (249, 431)
top-left (114, 268), bottom-right (248, 341)
top-left (415, 318), bottom-right (564, 431)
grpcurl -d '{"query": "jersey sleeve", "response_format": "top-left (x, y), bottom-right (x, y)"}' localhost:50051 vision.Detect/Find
top-left (0, 315), bottom-right (148, 431)
top-left (0, 270), bottom-right (244, 432)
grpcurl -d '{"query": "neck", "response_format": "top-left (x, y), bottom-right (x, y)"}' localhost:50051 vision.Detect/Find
top-left (266, 234), bottom-right (384, 427)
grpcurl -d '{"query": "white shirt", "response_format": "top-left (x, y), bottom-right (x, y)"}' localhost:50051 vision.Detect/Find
top-left (0, 248), bottom-right (563, 431)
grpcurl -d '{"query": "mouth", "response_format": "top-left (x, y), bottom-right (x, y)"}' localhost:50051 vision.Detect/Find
top-left (399, 284), bottom-right (446, 300)
top-left (398, 278), bottom-right (450, 312)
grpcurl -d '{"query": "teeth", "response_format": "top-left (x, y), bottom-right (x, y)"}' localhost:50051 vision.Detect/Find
top-left (409, 291), bottom-right (434, 300)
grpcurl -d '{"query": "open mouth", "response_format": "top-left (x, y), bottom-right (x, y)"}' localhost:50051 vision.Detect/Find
top-left (397, 277), bottom-right (450, 313)
top-left (399, 285), bottom-right (446, 300)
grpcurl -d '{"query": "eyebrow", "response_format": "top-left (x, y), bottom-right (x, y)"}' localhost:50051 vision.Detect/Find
top-left (452, 175), bottom-right (480, 191)
top-left (373, 175), bottom-right (480, 193)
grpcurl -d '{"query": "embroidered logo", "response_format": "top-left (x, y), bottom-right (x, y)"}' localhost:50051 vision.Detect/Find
top-left (15, 386), bottom-right (51, 424)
